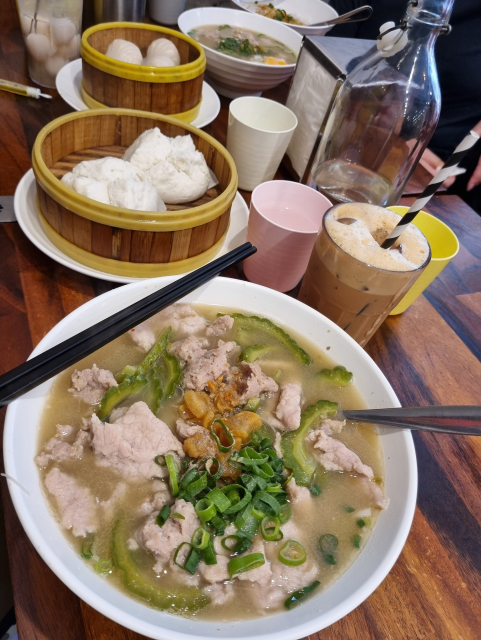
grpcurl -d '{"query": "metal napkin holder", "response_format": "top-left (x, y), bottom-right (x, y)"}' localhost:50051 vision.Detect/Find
top-left (285, 36), bottom-right (376, 186)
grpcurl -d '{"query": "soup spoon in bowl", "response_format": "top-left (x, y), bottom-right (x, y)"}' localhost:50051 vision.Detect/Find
top-left (343, 405), bottom-right (481, 435)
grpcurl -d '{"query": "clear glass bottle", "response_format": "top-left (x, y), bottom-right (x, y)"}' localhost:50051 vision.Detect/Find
top-left (313, 0), bottom-right (454, 206)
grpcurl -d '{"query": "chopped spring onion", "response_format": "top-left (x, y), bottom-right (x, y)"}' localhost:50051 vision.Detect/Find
top-left (205, 457), bottom-right (223, 480)
top-left (180, 468), bottom-right (200, 489)
top-left (156, 505), bottom-right (171, 527)
top-left (185, 471), bottom-right (208, 497)
top-left (95, 558), bottom-right (113, 574)
top-left (278, 504), bottom-right (292, 524)
top-left (192, 528), bottom-right (211, 550)
top-left (206, 487), bottom-right (232, 513)
top-left (237, 514), bottom-right (260, 541)
top-left (309, 485), bottom-right (321, 496)
top-left (284, 580), bottom-right (320, 609)
top-left (195, 498), bottom-right (217, 522)
top-left (352, 534), bottom-right (362, 549)
top-left (154, 455), bottom-right (166, 467)
top-left (200, 538), bottom-right (217, 565)
top-left (221, 485), bottom-right (252, 515)
top-left (165, 454), bottom-right (179, 496)
top-left (255, 490), bottom-right (281, 515)
top-left (221, 535), bottom-right (252, 555)
top-left (265, 483), bottom-right (282, 494)
top-left (209, 514), bottom-right (227, 534)
top-left (279, 540), bottom-right (306, 566)
top-left (319, 534), bottom-right (338, 565)
top-left (228, 552), bottom-right (265, 578)
top-left (171, 512), bottom-right (185, 520)
top-left (254, 463), bottom-right (275, 480)
top-left (240, 474), bottom-right (257, 493)
top-left (357, 518), bottom-right (371, 528)
top-left (81, 535), bottom-right (94, 559)
top-left (344, 505), bottom-right (355, 513)
top-left (173, 542), bottom-right (201, 574)
top-left (210, 419), bottom-right (235, 453)
top-left (252, 507), bottom-right (266, 520)
top-left (261, 516), bottom-right (283, 542)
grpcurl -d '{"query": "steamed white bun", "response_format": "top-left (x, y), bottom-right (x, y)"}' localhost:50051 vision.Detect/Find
top-left (147, 38), bottom-right (180, 66)
top-left (143, 55), bottom-right (176, 68)
top-left (71, 157), bottom-right (147, 184)
top-left (108, 179), bottom-right (166, 211)
top-left (106, 39), bottom-right (143, 65)
top-left (123, 128), bottom-right (173, 172)
top-left (69, 177), bottom-right (110, 205)
top-left (123, 128), bottom-right (217, 204)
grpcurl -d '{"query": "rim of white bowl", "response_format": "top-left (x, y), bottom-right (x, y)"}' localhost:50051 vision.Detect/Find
top-left (3, 276), bottom-right (417, 640)
top-left (178, 8), bottom-right (302, 69)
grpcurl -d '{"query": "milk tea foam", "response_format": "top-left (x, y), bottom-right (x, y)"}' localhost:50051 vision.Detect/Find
top-left (325, 203), bottom-right (429, 271)
top-left (299, 203), bottom-right (431, 346)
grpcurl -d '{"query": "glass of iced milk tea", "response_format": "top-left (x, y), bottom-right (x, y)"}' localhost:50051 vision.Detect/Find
top-left (299, 203), bottom-right (431, 347)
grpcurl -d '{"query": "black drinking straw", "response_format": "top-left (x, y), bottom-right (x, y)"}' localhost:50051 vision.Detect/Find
top-left (381, 130), bottom-right (480, 249)
top-left (0, 242), bottom-right (256, 406)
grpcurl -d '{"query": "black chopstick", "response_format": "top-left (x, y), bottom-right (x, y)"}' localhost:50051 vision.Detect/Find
top-left (0, 242), bottom-right (257, 406)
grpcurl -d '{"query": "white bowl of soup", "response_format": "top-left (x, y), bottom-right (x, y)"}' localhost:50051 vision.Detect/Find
top-left (178, 8), bottom-right (302, 98)
top-left (231, 0), bottom-right (339, 36)
top-left (3, 276), bottom-right (417, 639)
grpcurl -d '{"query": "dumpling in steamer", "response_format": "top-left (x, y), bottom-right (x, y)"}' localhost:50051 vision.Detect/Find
top-left (143, 55), bottom-right (176, 68)
top-left (123, 128), bottom-right (173, 172)
top-left (66, 176), bottom-right (110, 205)
top-left (106, 39), bottom-right (143, 65)
top-left (146, 148), bottom-right (212, 204)
top-left (71, 157), bottom-right (147, 184)
top-left (108, 179), bottom-right (166, 211)
top-left (147, 38), bottom-right (180, 66)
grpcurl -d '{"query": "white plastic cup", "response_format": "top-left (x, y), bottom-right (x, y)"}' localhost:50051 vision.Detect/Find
top-left (226, 97), bottom-right (298, 192)
top-left (148, 0), bottom-right (186, 25)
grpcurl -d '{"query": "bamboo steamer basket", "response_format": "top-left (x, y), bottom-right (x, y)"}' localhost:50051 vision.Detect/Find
top-left (80, 23), bottom-right (206, 123)
top-left (32, 109), bottom-right (238, 278)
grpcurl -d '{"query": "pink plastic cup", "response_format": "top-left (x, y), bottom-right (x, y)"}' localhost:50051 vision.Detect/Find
top-left (243, 181), bottom-right (332, 292)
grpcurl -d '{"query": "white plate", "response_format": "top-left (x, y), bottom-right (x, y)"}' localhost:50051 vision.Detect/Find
top-left (56, 59), bottom-right (221, 129)
top-left (230, 0), bottom-right (338, 36)
top-left (14, 169), bottom-right (249, 284)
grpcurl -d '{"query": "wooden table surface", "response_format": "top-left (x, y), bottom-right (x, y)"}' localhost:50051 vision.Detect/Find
top-left (1, 1), bottom-right (481, 638)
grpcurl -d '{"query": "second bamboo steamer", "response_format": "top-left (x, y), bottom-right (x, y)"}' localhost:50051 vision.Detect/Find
top-left (80, 22), bottom-right (206, 123)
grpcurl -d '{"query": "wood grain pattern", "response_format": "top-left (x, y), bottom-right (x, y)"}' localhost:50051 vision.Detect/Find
top-left (1, 0), bottom-right (480, 638)
top-left (82, 26), bottom-right (204, 115)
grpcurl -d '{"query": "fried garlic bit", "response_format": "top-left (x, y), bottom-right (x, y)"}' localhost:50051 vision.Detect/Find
top-left (180, 376), bottom-right (262, 478)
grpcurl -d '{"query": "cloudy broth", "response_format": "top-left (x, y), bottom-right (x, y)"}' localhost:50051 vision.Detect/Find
top-left (37, 305), bottom-right (385, 620)
top-left (189, 25), bottom-right (297, 64)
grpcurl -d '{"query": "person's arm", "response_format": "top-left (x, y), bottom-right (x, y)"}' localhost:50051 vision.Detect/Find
top-left (467, 121), bottom-right (481, 191)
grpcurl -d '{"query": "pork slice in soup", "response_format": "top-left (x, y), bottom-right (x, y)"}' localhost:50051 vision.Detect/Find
top-left (188, 25), bottom-right (297, 65)
top-left (36, 303), bottom-right (388, 619)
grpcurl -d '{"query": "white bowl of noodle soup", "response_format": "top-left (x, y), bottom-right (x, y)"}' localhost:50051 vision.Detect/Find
top-left (3, 276), bottom-right (417, 639)
top-left (178, 8), bottom-right (302, 98)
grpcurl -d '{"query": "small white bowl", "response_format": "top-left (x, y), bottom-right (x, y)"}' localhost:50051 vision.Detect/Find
top-left (3, 276), bottom-right (417, 640)
top-left (178, 7), bottom-right (302, 98)
top-left (230, 0), bottom-right (339, 36)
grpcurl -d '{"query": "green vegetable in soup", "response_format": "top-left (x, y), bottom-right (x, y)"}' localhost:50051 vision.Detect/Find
top-left (243, 397), bottom-right (261, 412)
top-left (112, 518), bottom-right (210, 612)
top-left (281, 400), bottom-right (338, 486)
top-left (158, 351), bottom-right (182, 399)
top-left (241, 344), bottom-right (273, 363)
top-left (136, 326), bottom-right (172, 376)
top-left (318, 365), bottom-right (353, 386)
top-left (284, 580), bottom-right (321, 609)
top-left (144, 368), bottom-right (163, 414)
top-left (228, 313), bottom-right (312, 365)
top-left (97, 375), bottom-right (148, 420)
top-left (217, 37), bottom-right (265, 58)
top-left (319, 534), bottom-right (338, 565)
